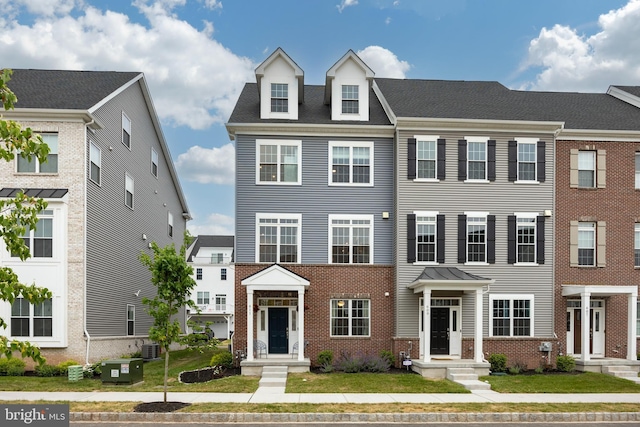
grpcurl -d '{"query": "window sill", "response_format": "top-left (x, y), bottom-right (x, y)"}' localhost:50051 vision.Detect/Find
top-left (514, 180), bottom-right (540, 185)
top-left (413, 261), bottom-right (439, 266)
top-left (328, 182), bottom-right (374, 187)
top-left (513, 262), bottom-right (540, 266)
top-left (464, 262), bottom-right (489, 266)
top-left (330, 336), bottom-right (371, 339)
top-left (256, 181), bottom-right (302, 186)
top-left (413, 178), bottom-right (440, 183)
top-left (463, 179), bottom-right (490, 183)
top-left (15, 172), bottom-right (59, 176)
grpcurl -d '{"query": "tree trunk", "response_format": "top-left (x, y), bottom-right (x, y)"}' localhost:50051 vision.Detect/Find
top-left (163, 347), bottom-right (169, 402)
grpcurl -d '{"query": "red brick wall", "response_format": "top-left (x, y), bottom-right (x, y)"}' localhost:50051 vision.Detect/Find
top-left (555, 140), bottom-right (640, 359)
top-left (234, 264), bottom-right (395, 366)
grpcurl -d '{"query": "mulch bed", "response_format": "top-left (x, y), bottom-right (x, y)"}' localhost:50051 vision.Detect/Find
top-left (134, 401), bottom-right (191, 413)
top-left (179, 366), bottom-right (239, 383)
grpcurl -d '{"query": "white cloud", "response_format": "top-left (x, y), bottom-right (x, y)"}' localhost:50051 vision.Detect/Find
top-left (337, 0), bottom-right (358, 13)
top-left (3, 0), bottom-right (81, 16)
top-left (175, 143), bottom-right (235, 185)
top-left (521, 0), bottom-right (640, 92)
top-left (0, 1), bottom-right (255, 129)
top-left (202, 0), bottom-right (222, 10)
top-left (188, 212), bottom-right (234, 236)
top-left (356, 46), bottom-right (410, 78)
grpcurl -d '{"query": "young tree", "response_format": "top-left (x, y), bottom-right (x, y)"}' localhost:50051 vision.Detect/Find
top-left (0, 69), bottom-right (52, 364)
top-left (139, 238), bottom-right (197, 402)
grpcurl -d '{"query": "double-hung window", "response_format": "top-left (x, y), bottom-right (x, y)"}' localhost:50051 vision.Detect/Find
top-left (407, 212), bottom-right (445, 264)
top-left (508, 139), bottom-right (546, 182)
top-left (196, 268), bottom-right (203, 280)
top-left (197, 291), bottom-right (210, 306)
top-left (578, 222), bottom-right (596, 266)
top-left (330, 215), bottom-right (373, 264)
top-left (151, 148), bottom-right (158, 177)
top-left (417, 139), bottom-right (436, 179)
top-left (17, 133), bottom-right (58, 173)
top-left (168, 212), bottom-right (174, 238)
top-left (125, 173), bottom-right (134, 209)
top-left (490, 295), bottom-right (533, 337)
top-left (221, 268), bottom-right (227, 281)
top-left (341, 85), bottom-right (359, 114)
top-left (215, 294), bottom-right (226, 311)
top-left (11, 297), bottom-right (53, 337)
top-left (458, 137), bottom-right (495, 181)
top-left (458, 213), bottom-right (495, 264)
top-left (518, 139), bottom-right (536, 181)
top-left (257, 140), bottom-right (301, 184)
top-left (271, 83), bottom-right (288, 113)
top-left (329, 141), bottom-right (373, 185)
top-left (89, 141), bottom-right (101, 184)
top-left (122, 112), bottom-right (131, 149)
top-left (635, 224), bottom-right (640, 267)
top-left (468, 139), bottom-right (487, 180)
top-left (14, 210), bottom-right (53, 258)
top-left (257, 213), bottom-right (301, 263)
top-left (330, 299), bottom-right (370, 337)
top-left (127, 304), bottom-right (135, 336)
top-left (508, 213), bottom-right (545, 265)
top-left (578, 151), bottom-right (596, 188)
top-left (571, 220), bottom-right (605, 267)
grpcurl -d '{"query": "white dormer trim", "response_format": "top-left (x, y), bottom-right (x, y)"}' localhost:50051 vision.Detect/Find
top-left (607, 85), bottom-right (640, 109)
top-left (255, 48), bottom-right (304, 120)
top-left (325, 50), bottom-right (374, 122)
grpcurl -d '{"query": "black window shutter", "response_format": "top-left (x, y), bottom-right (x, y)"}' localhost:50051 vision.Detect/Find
top-left (487, 215), bottom-right (496, 264)
top-left (536, 216), bottom-right (545, 264)
top-left (437, 139), bottom-right (446, 180)
top-left (458, 140), bottom-right (467, 181)
top-left (458, 214), bottom-right (467, 263)
top-left (488, 140), bottom-right (496, 181)
top-left (508, 140), bottom-right (517, 182)
top-left (407, 214), bottom-right (416, 263)
top-left (537, 141), bottom-right (546, 182)
top-left (507, 215), bottom-right (516, 264)
top-left (407, 138), bottom-right (417, 180)
top-left (437, 214), bottom-right (445, 263)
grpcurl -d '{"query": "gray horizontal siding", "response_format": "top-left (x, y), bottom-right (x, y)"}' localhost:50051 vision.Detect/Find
top-left (395, 130), bottom-right (555, 338)
top-left (86, 81), bottom-right (186, 337)
top-left (236, 134), bottom-right (394, 264)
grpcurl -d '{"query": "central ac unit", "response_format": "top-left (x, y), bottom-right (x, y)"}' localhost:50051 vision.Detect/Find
top-left (141, 343), bottom-right (160, 360)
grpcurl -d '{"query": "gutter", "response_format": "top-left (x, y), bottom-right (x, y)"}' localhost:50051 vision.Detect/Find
top-left (83, 118), bottom-right (94, 366)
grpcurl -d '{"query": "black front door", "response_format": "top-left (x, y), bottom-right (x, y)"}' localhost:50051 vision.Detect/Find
top-left (430, 307), bottom-right (450, 355)
top-left (268, 308), bottom-right (288, 354)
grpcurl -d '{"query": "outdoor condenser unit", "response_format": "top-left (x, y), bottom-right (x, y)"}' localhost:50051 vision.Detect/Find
top-left (142, 343), bottom-right (160, 360)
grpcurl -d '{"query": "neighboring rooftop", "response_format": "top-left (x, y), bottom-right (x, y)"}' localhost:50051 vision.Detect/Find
top-left (187, 235), bottom-right (235, 262)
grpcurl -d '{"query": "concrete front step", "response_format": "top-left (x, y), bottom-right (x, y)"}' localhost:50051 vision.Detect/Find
top-left (258, 366), bottom-right (289, 388)
top-left (446, 367), bottom-right (491, 391)
top-left (456, 379), bottom-right (492, 390)
top-left (602, 365), bottom-right (640, 384)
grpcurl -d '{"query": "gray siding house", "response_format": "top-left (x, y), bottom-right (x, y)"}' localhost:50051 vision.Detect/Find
top-left (0, 69), bottom-right (190, 365)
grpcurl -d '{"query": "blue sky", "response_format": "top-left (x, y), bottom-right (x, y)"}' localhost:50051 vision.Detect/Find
top-left (1, 0), bottom-right (639, 236)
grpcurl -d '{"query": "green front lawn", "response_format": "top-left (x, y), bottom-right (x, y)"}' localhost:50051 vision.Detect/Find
top-left (481, 371), bottom-right (640, 393)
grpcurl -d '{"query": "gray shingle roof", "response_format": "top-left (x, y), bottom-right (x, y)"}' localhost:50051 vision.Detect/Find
top-left (188, 235), bottom-right (234, 262)
top-left (228, 83), bottom-right (392, 126)
top-left (0, 188), bottom-right (68, 198)
top-left (7, 69), bottom-right (141, 110)
top-left (375, 78), bottom-right (640, 131)
top-left (413, 267), bottom-right (491, 282)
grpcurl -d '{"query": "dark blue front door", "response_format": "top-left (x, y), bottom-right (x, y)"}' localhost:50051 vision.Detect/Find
top-left (268, 308), bottom-right (288, 354)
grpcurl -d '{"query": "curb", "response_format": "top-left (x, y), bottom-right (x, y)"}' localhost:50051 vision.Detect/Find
top-left (70, 411), bottom-right (640, 423)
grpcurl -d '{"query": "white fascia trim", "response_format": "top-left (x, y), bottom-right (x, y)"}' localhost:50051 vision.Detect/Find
top-left (556, 128), bottom-right (640, 142)
top-left (8, 108), bottom-right (103, 129)
top-left (372, 80), bottom-right (397, 124)
top-left (607, 86), bottom-right (640, 108)
top-left (396, 117), bottom-right (565, 134)
top-left (226, 122), bottom-right (395, 139)
top-left (88, 73), bottom-right (143, 113)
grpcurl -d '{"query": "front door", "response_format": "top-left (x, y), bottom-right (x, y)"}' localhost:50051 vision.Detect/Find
top-left (430, 307), bottom-right (449, 355)
top-left (567, 302), bottom-right (605, 357)
top-left (268, 307), bottom-right (288, 354)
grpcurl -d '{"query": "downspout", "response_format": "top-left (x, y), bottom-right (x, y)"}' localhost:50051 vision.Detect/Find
top-left (83, 118), bottom-right (95, 366)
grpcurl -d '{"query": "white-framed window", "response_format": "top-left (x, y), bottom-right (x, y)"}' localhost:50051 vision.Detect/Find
top-left (196, 268), bottom-right (202, 280)
top-left (271, 83), bottom-right (288, 113)
top-left (13, 209), bottom-right (53, 258)
top-left (256, 213), bottom-right (301, 263)
top-left (89, 141), bottom-right (101, 185)
top-left (330, 299), bottom-right (370, 337)
top-left (256, 140), bottom-right (301, 184)
top-left (11, 297), bottom-right (53, 337)
top-left (329, 141), bottom-right (373, 186)
top-left (151, 148), bottom-right (158, 177)
top-left (578, 151), bottom-right (596, 188)
top-left (636, 153), bottom-right (640, 190)
top-left (467, 138), bottom-right (487, 180)
top-left (168, 212), bottom-right (173, 238)
top-left (125, 173), bottom-right (134, 209)
top-left (221, 268), bottom-right (227, 281)
top-left (197, 291), bottom-right (210, 306)
top-left (517, 138), bottom-right (537, 181)
top-left (417, 136), bottom-right (437, 180)
top-left (578, 222), bottom-right (596, 266)
top-left (215, 294), bottom-right (226, 311)
top-left (635, 224), bottom-right (640, 267)
top-left (516, 214), bottom-right (536, 264)
top-left (127, 304), bottom-right (135, 336)
top-left (341, 84), bottom-right (359, 114)
top-left (489, 294), bottom-right (534, 337)
top-left (17, 133), bottom-right (58, 173)
top-left (329, 214), bottom-right (373, 264)
top-left (467, 213), bottom-right (487, 263)
top-left (122, 112), bottom-right (131, 149)
top-left (417, 213), bottom-right (437, 263)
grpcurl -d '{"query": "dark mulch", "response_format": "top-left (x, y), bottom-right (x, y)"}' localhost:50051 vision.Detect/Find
top-left (179, 366), bottom-right (240, 383)
top-left (134, 401), bottom-right (191, 413)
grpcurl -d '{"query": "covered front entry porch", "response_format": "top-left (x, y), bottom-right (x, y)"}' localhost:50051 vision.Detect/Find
top-left (407, 267), bottom-right (494, 378)
top-left (240, 264), bottom-right (311, 375)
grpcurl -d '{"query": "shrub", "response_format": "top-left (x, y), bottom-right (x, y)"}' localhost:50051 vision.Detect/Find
top-left (35, 364), bottom-right (60, 377)
top-left (488, 353), bottom-right (507, 373)
top-left (57, 360), bottom-right (81, 376)
top-left (508, 361), bottom-right (527, 375)
top-left (333, 351), bottom-right (390, 373)
top-left (556, 355), bottom-right (576, 372)
top-left (0, 357), bottom-right (26, 376)
top-left (317, 350), bottom-right (333, 367)
top-left (210, 351), bottom-right (233, 368)
top-left (83, 363), bottom-right (101, 378)
top-left (379, 349), bottom-right (395, 367)
top-left (534, 366), bottom-right (544, 374)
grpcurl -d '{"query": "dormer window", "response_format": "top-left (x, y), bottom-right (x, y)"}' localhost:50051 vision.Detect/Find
top-left (271, 83), bottom-right (289, 113)
top-left (341, 85), bottom-right (359, 114)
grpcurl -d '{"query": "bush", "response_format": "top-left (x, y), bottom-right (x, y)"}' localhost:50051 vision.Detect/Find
top-left (488, 353), bottom-right (507, 373)
top-left (556, 355), bottom-right (576, 372)
top-left (508, 361), bottom-right (527, 375)
top-left (333, 351), bottom-right (390, 373)
top-left (57, 360), bottom-right (81, 376)
top-left (379, 349), bottom-right (395, 367)
top-left (83, 363), bottom-right (101, 378)
top-left (317, 350), bottom-right (333, 367)
top-left (0, 357), bottom-right (26, 376)
top-left (210, 351), bottom-right (233, 368)
top-left (35, 364), bottom-right (60, 377)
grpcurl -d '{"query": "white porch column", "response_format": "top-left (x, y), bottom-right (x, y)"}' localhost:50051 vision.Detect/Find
top-left (581, 292), bottom-right (591, 362)
top-left (246, 290), bottom-right (254, 361)
top-left (474, 288), bottom-right (484, 363)
top-left (422, 289), bottom-right (431, 363)
top-left (298, 289), bottom-right (305, 361)
top-left (628, 292), bottom-right (638, 361)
